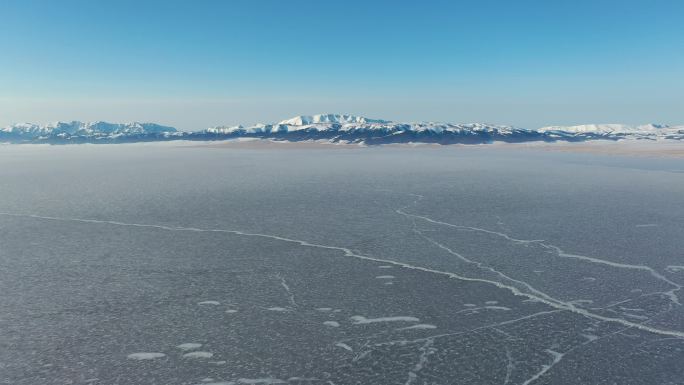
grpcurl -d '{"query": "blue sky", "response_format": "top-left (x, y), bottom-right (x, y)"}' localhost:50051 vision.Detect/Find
top-left (1, 0), bottom-right (683, 130)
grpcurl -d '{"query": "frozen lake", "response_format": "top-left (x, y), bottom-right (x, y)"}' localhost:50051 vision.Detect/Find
top-left (1, 143), bottom-right (683, 385)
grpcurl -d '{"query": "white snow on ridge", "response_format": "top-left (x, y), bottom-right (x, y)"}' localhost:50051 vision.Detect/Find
top-left (1, 121), bottom-right (176, 138)
top-left (4, 114), bottom-right (683, 143)
top-left (542, 123), bottom-right (680, 133)
top-left (207, 115), bottom-right (684, 140)
top-left (207, 114), bottom-right (523, 135)
top-left (539, 123), bottom-right (684, 137)
top-left (278, 114), bottom-right (389, 125)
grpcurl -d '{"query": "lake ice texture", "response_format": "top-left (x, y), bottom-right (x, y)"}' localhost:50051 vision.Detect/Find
top-left (1, 143), bottom-right (683, 385)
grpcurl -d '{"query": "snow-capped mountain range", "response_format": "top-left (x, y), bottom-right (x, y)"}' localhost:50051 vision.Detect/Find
top-left (2, 114), bottom-right (683, 144)
top-left (0, 121), bottom-right (177, 141)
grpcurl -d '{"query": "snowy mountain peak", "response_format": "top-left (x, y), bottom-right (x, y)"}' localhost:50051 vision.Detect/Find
top-left (538, 123), bottom-right (676, 134)
top-left (1, 121), bottom-right (177, 139)
top-left (3, 115), bottom-right (683, 144)
top-left (278, 114), bottom-right (389, 126)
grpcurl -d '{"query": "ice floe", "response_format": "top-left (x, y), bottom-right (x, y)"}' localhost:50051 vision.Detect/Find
top-left (398, 324), bottom-right (437, 330)
top-left (183, 351), bottom-right (214, 359)
top-left (334, 342), bottom-right (353, 351)
top-left (237, 378), bottom-right (286, 384)
top-left (350, 315), bottom-right (419, 324)
top-left (485, 306), bottom-right (511, 311)
top-left (456, 305), bottom-right (511, 314)
top-left (666, 265), bottom-right (684, 273)
top-left (194, 382), bottom-right (234, 385)
top-left (286, 377), bottom-right (319, 382)
top-left (127, 352), bottom-right (166, 360)
top-left (177, 343), bottom-right (203, 351)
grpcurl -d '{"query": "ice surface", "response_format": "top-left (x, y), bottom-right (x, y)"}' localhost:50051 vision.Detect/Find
top-left (334, 343), bottom-right (353, 351)
top-left (183, 351), bottom-right (214, 359)
top-left (177, 343), bottom-right (203, 351)
top-left (194, 382), bottom-right (234, 385)
top-left (397, 324), bottom-right (437, 330)
top-left (266, 307), bottom-right (289, 312)
top-left (236, 379), bottom-right (286, 384)
top-left (127, 352), bottom-right (166, 360)
top-left (350, 316), bottom-right (420, 324)
top-left (2, 145), bottom-right (683, 385)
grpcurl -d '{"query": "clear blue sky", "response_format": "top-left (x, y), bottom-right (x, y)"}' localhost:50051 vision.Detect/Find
top-left (1, 0), bottom-right (683, 130)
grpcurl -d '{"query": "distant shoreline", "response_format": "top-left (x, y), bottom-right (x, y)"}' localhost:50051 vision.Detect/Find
top-left (180, 139), bottom-right (684, 158)
top-left (505, 140), bottom-right (684, 159)
top-left (5, 138), bottom-right (684, 159)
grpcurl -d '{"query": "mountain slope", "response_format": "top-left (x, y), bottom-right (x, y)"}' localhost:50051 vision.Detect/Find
top-left (1, 121), bottom-right (178, 142)
top-left (202, 115), bottom-right (684, 143)
top-left (2, 115), bottom-right (683, 144)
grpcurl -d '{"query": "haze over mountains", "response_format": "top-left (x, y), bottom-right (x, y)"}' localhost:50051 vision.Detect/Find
top-left (2, 114), bottom-right (683, 144)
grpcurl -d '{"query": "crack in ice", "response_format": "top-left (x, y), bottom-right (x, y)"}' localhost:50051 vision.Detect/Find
top-left (404, 339), bottom-right (436, 385)
top-left (397, 194), bottom-right (682, 307)
top-left (1, 211), bottom-right (683, 339)
top-left (520, 349), bottom-right (563, 385)
top-left (275, 272), bottom-right (298, 309)
top-left (371, 310), bottom-right (563, 348)
top-left (502, 345), bottom-right (515, 385)
top-left (538, 244), bottom-right (682, 305)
